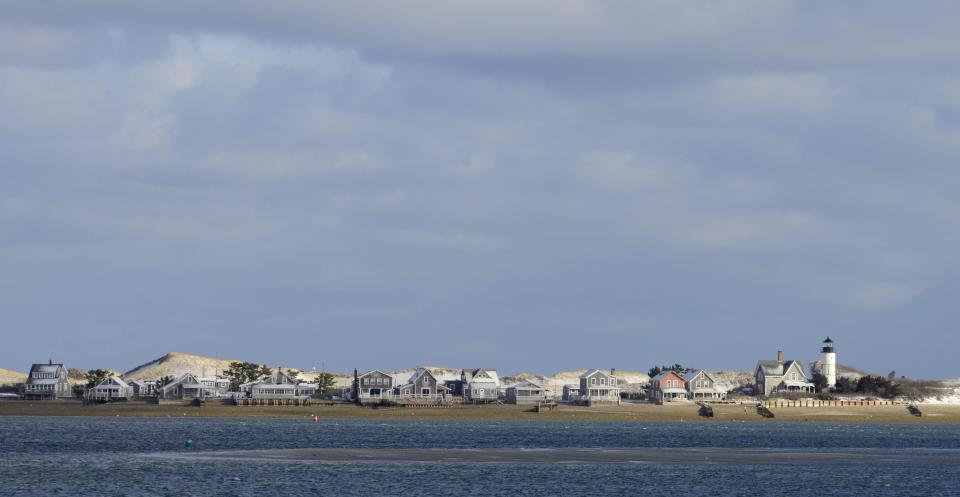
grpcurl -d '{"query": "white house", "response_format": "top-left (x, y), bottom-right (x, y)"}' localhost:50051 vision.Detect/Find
top-left (463, 368), bottom-right (500, 402)
top-left (89, 376), bottom-right (133, 401)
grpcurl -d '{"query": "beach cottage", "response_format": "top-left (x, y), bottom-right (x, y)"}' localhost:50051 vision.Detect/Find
top-left (562, 384), bottom-right (580, 401)
top-left (245, 370), bottom-right (313, 400)
top-left (20, 361), bottom-right (71, 400)
top-left (356, 370), bottom-right (394, 400)
top-left (128, 380), bottom-right (157, 398)
top-left (578, 369), bottom-right (621, 404)
top-left (462, 368), bottom-right (500, 402)
top-left (505, 380), bottom-right (547, 404)
top-left (684, 370), bottom-right (726, 401)
top-left (755, 351), bottom-right (815, 398)
top-left (650, 371), bottom-right (687, 403)
top-left (161, 373), bottom-right (222, 399)
top-left (396, 368), bottom-right (449, 399)
top-left (89, 376), bottom-right (133, 401)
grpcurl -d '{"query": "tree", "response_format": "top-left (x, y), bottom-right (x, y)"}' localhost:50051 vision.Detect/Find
top-left (223, 362), bottom-right (272, 391)
top-left (155, 375), bottom-right (174, 396)
top-left (313, 372), bottom-right (337, 398)
top-left (834, 376), bottom-right (857, 394)
top-left (648, 364), bottom-right (691, 378)
top-left (286, 369), bottom-right (300, 383)
top-left (84, 369), bottom-right (112, 389)
top-left (812, 372), bottom-right (828, 392)
top-left (72, 384), bottom-right (86, 398)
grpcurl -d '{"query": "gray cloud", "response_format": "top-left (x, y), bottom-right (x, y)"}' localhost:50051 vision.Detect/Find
top-left (1, 3), bottom-right (959, 377)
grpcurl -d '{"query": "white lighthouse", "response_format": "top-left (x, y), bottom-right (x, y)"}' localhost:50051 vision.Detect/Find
top-left (819, 337), bottom-right (836, 389)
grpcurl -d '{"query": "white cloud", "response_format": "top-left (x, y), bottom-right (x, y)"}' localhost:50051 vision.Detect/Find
top-left (847, 280), bottom-right (922, 310)
top-left (396, 231), bottom-right (508, 250)
top-left (705, 73), bottom-right (841, 116)
top-left (576, 152), bottom-right (695, 191)
top-left (673, 211), bottom-right (827, 250)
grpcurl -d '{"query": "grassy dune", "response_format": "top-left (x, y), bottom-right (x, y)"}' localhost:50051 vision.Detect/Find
top-left (3, 400), bottom-right (960, 423)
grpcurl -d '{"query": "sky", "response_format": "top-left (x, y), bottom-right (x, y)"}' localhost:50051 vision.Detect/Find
top-left (1, 1), bottom-right (959, 378)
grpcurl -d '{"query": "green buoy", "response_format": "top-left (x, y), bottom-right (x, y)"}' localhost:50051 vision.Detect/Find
top-left (185, 439), bottom-right (193, 449)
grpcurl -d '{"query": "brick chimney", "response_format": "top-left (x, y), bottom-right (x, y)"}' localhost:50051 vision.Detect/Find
top-left (777, 350), bottom-right (783, 366)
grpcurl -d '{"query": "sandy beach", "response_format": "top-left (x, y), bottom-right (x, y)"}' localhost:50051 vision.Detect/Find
top-left (3, 400), bottom-right (960, 423)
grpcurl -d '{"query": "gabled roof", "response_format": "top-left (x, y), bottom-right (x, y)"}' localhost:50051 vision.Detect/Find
top-left (756, 359), bottom-right (808, 379)
top-left (651, 370), bottom-right (685, 382)
top-left (95, 376), bottom-right (130, 389)
top-left (580, 369), bottom-right (612, 380)
top-left (25, 363), bottom-right (67, 385)
top-left (756, 360), bottom-right (783, 376)
top-left (359, 369), bottom-right (390, 378)
top-left (508, 380), bottom-right (543, 390)
top-left (469, 368), bottom-right (499, 385)
top-left (29, 363), bottom-right (64, 374)
top-left (403, 367), bottom-right (438, 386)
top-left (684, 370), bottom-right (713, 384)
top-left (783, 360), bottom-right (808, 380)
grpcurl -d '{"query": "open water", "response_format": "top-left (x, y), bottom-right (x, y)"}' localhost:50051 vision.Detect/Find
top-left (2, 416), bottom-right (960, 496)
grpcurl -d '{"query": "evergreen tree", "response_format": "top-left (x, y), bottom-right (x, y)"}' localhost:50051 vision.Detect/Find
top-left (313, 372), bottom-right (337, 398)
top-left (84, 369), bottom-right (112, 389)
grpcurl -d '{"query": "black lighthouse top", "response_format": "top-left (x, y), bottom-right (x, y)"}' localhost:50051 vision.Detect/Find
top-left (821, 336), bottom-right (834, 353)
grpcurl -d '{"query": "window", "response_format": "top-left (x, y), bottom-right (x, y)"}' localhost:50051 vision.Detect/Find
top-left (591, 378), bottom-right (596, 385)
top-left (600, 378), bottom-right (606, 385)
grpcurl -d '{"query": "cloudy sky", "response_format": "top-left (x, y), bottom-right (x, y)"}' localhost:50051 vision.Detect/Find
top-left (2, 1), bottom-right (959, 378)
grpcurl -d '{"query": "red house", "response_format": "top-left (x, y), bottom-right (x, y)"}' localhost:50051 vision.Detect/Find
top-left (650, 371), bottom-right (687, 404)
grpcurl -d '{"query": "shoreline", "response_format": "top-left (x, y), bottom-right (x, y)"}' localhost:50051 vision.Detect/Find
top-left (147, 447), bottom-right (960, 464)
top-left (3, 400), bottom-right (960, 423)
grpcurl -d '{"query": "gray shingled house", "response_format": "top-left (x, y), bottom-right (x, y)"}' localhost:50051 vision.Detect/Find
top-left (396, 368), bottom-right (450, 398)
top-left (684, 370), bottom-right (727, 401)
top-left (755, 351), bottom-right (815, 398)
top-left (578, 369), bottom-right (621, 404)
top-left (505, 380), bottom-right (547, 404)
top-left (356, 369), bottom-right (395, 400)
top-left (20, 361), bottom-right (71, 400)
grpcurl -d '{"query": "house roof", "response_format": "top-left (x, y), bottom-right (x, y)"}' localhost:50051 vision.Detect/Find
top-left (508, 380), bottom-right (543, 390)
top-left (359, 369), bottom-right (389, 378)
top-left (96, 376), bottom-right (130, 389)
top-left (756, 360), bottom-right (783, 376)
top-left (580, 369), bottom-right (614, 379)
top-left (757, 359), bottom-right (808, 379)
top-left (469, 368), bottom-right (500, 385)
top-left (25, 363), bottom-right (67, 385)
top-left (684, 370), bottom-right (713, 384)
top-left (651, 371), bottom-right (684, 382)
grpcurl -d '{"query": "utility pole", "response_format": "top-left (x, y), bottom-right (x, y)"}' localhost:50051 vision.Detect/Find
top-left (353, 368), bottom-right (360, 405)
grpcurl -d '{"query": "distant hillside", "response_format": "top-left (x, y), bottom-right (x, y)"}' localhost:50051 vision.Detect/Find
top-left (123, 352), bottom-right (241, 381)
top-left (0, 368), bottom-right (26, 386)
